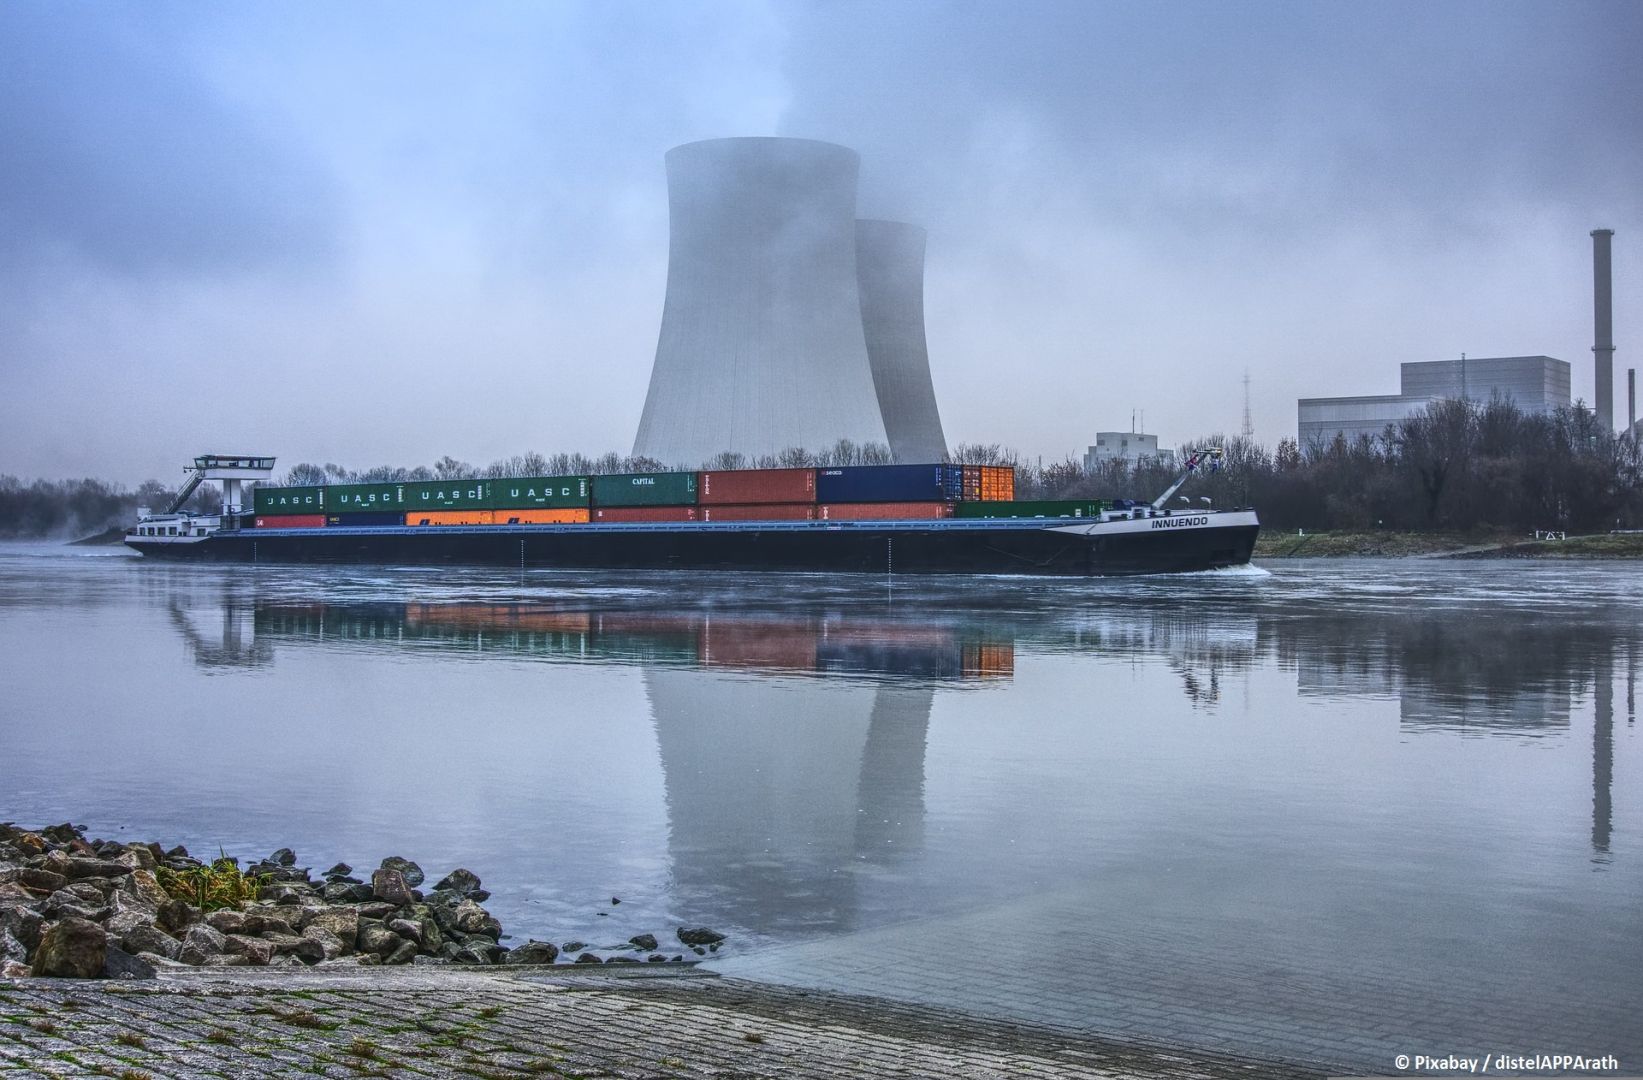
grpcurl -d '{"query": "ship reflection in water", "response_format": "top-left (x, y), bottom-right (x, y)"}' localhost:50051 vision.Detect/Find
top-left (9, 557), bottom-right (1634, 1072)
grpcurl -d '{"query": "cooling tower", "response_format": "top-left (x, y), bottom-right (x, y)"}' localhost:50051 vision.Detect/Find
top-left (1593, 229), bottom-right (1615, 430)
top-left (633, 138), bottom-right (889, 464)
top-left (856, 220), bottom-right (949, 463)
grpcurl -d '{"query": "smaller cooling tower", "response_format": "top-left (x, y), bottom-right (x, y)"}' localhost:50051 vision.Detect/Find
top-left (856, 220), bottom-right (948, 463)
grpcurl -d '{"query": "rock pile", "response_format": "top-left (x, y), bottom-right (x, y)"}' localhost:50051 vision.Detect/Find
top-left (1, 822), bottom-right (720, 979)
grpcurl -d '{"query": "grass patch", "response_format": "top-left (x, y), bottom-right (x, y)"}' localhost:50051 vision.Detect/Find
top-left (742, 1032), bottom-right (765, 1043)
top-left (154, 856), bottom-right (269, 912)
top-left (29, 1018), bottom-right (58, 1035)
top-left (346, 1037), bottom-right (379, 1059)
top-left (258, 1007), bottom-right (338, 1031)
top-left (203, 1029), bottom-right (234, 1045)
top-left (114, 1032), bottom-right (146, 1049)
top-left (119, 1071), bottom-right (153, 1080)
top-left (477, 1005), bottom-right (505, 1019)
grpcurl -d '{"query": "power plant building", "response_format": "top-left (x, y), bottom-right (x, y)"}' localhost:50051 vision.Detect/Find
top-left (1298, 355), bottom-right (1571, 449)
top-left (633, 138), bottom-right (947, 466)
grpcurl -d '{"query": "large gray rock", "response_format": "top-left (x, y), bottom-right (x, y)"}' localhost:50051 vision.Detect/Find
top-left (452, 900), bottom-right (501, 938)
top-left (677, 927), bottom-right (726, 946)
top-left (452, 938), bottom-right (501, 964)
top-left (300, 925), bottom-right (347, 961)
top-left (104, 909), bottom-right (153, 939)
top-left (387, 918), bottom-right (424, 946)
top-left (104, 945), bottom-right (156, 980)
top-left (205, 910), bottom-right (247, 935)
top-left (356, 924), bottom-right (400, 959)
top-left (261, 933), bottom-right (324, 964)
top-left (370, 868), bottom-right (413, 907)
top-left (383, 939), bottom-right (418, 965)
top-left (379, 857), bottom-right (424, 888)
top-left (431, 868), bottom-right (482, 897)
top-left (42, 889), bottom-right (105, 922)
top-left (177, 922), bottom-right (228, 965)
top-left (629, 934), bottom-right (658, 951)
top-left (122, 923), bottom-right (180, 961)
top-left (2, 903), bottom-right (43, 951)
top-left (155, 898), bottom-right (197, 933)
top-left (224, 935), bottom-right (275, 965)
top-left (65, 858), bottom-right (131, 881)
top-left (503, 940), bottom-right (559, 965)
top-left (120, 869), bottom-right (170, 909)
top-left (32, 917), bottom-right (106, 978)
top-left (0, 927), bottom-right (27, 965)
top-left (304, 906), bottom-right (357, 944)
top-left (322, 881), bottom-right (373, 904)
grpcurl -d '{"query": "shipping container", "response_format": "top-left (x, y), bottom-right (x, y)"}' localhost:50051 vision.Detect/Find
top-left (325, 483), bottom-right (403, 512)
top-left (493, 508), bottom-right (590, 525)
top-left (591, 471), bottom-right (698, 507)
top-left (254, 486), bottom-right (323, 514)
top-left (254, 514), bottom-right (326, 529)
top-left (325, 511), bottom-right (403, 527)
top-left (404, 510), bottom-right (495, 526)
top-left (954, 499), bottom-right (1107, 519)
top-left (698, 468), bottom-right (816, 505)
top-left (814, 464), bottom-right (962, 503)
top-left (403, 479), bottom-right (491, 511)
top-left (962, 642), bottom-right (1016, 678)
top-left (699, 503), bottom-right (816, 522)
top-left (491, 476), bottom-right (590, 509)
top-left (818, 502), bottom-right (953, 521)
top-left (979, 465), bottom-right (1015, 501)
top-left (698, 620), bottom-right (819, 671)
top-left (592, 506), bottom-right (699, 522)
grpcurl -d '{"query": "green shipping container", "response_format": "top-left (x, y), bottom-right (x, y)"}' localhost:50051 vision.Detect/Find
top-left (954, 499), bottom-right (1110, 520)
top-left (591, 472), bottom-right (698, 508)
top-left (402, 478), bottom-right (492, 511)
top-left (325, 482), bottom-right (403, 511)
top-left (491, 475), bottom-right (590, 509)
top-left (255, 486), bottom-right (324, 514)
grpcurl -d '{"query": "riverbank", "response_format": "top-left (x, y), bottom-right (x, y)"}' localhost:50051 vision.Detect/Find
top-left (0, 823), bottom-right (718, 981)
top-left (0, 966), bottom-right (1322, 1079)
top-left (1255, 528), bottom-right (1643, 558)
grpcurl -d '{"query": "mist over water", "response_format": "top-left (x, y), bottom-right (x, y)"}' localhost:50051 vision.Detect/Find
top-left (1, 545), bottom-right (1639, 1069)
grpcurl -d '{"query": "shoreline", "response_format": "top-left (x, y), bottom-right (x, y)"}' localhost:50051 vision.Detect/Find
top-left (1, 822), bottom-right (720, 981)
top-left (1255, 528), bottom-right (1643, 559)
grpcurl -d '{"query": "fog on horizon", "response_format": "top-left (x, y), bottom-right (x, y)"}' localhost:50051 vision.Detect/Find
top-left (2, 0), bottom-right (1639, 486)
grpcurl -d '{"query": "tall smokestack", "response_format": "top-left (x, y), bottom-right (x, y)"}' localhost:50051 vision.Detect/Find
top-left (1592, 228), bottom-right (1615, 430)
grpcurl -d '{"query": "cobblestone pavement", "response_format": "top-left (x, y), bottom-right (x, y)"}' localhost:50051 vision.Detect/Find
top-left (0, 968), bottom-right (1318, 1080)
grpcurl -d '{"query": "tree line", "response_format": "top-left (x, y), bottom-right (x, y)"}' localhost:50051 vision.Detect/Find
top-left (5, 399), bottom-right (1640, 539)
top-left (991, 398), bottom-right (1643, 534)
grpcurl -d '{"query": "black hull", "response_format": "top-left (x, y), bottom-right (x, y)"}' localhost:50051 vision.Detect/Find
top-left (128, 519), bottom-right (1259, 576)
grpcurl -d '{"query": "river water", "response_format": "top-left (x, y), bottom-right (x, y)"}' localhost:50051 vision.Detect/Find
top-left (1, 543), bottom-right (1638, 1071)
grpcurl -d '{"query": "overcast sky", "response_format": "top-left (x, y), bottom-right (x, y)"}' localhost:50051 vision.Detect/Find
top-left (3, 0), bottom-right (1639, 484)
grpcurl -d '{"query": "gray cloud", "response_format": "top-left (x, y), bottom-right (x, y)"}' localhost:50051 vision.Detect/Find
top-left (0, 4), bottom-right (338, 277)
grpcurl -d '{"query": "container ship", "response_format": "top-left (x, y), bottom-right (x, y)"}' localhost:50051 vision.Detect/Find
top-left (125, 454), bottom-right (1258, 576)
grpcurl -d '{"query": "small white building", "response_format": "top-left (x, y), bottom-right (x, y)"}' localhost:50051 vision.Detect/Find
top-left (1083, 432), bottom-right (1175, 470)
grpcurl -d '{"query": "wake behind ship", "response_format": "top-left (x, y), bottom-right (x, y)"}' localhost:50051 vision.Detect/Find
top-left (126, 454), bottom-right (1258, 576)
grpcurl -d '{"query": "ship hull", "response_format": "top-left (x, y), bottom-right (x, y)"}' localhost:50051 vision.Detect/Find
top-left (126, 512), bottom-right (1259, 576)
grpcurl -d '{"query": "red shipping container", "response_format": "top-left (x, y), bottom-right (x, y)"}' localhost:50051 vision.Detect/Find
top-left (700, 503), bottom-right (815, 522)
top-left (592, 506), bottom-right (699, 522)
top-left (255, 514), bottom-right (326, 529)
top-left (698, 468), bottom-right (816, 505)
top-left (818, 502), bottom-right (953, 521)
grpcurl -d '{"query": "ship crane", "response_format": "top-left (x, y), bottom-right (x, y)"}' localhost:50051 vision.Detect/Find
top-left (1150, 447), bottom-right (1223, 512)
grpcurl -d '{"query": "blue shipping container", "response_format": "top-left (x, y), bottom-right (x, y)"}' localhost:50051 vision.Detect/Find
top-left (814, 464), bottom-right (962, 503)
top-left (325, 512), bottom-right (403, 527)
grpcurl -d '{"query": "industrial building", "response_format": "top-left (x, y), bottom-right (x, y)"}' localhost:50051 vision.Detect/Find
top-left (1083, 432), bottom-right (1175, 470)
top-left (633, 137), bottom-right (948, 466)
top-left (1297, 355), bottom-right (1571, 449)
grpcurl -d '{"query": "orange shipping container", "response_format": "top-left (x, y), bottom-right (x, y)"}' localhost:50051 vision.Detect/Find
top-left (593, 506), bottom-right (699, 522)
top-left (404, 510), bottom-right (495, 526)
top-left (700, 503), bottom-right (816, 522)
top-left (818, 502), bottom-right (952, 521)
top-left (492, 508), bottom-right (590, 525)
